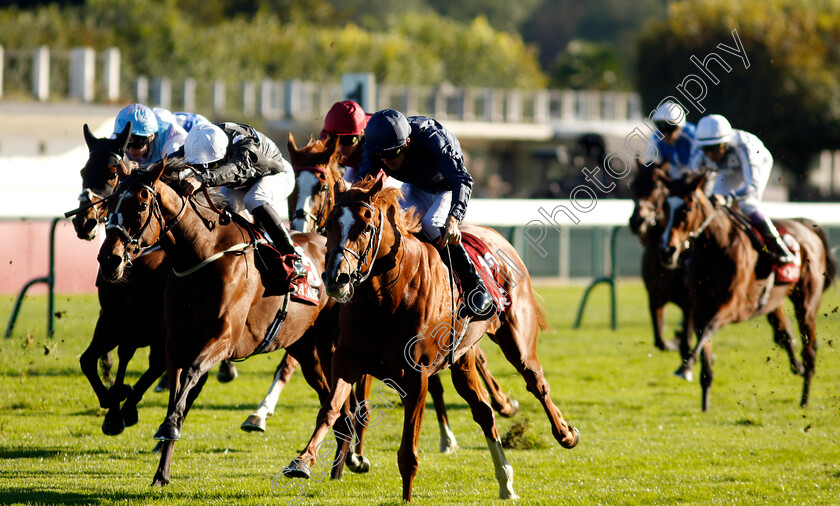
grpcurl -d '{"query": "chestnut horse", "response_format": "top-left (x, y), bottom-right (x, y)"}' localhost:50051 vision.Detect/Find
top-left (73, 123), bottom-right (170, 436)
top-left (628, 163), bottom-right (691, 352)
top-left (242, 135), bottom-right (521, 449)
top-left (283, 177), bottom-right (579, 501)
top-left (97, 158), bottom-right (342, 486)
top-left (660, 172), bottom-right (836, 410)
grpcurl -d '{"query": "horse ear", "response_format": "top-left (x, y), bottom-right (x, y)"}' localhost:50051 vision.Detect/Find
top-left (116, 159), bottom-right (132, 178)
top-left (117, 121), bottom-right (132, 151)
top-left (152, 157), bottom-right (167, 185)
top-left (83, 124), bottom-right (96, 149)
top-left (333, 177), bottom-right (348, 196)
top-left (287, 132), bottom-right (298, 154)
top-left (691, 171), bottom-right (708, 192)
top-left (370, 171), bottom-right (386, 194)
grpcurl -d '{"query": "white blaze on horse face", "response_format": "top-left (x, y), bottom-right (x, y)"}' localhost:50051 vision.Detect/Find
top-left (292, 171), bottom-right (320, 232)
top-left (662, 196), bottom-right (684, 251)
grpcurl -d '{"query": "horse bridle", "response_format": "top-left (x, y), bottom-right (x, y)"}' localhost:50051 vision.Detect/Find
top-left (324, 201), bottom-right (384, 300)
top-left (292, 167), bottom-right (332, 234)
top-left (106, 178), bottom-right (186, 265)
top-left (77, 150), bottom-right (126, 222)
top-left (670, 197), bottom-right (720, 252)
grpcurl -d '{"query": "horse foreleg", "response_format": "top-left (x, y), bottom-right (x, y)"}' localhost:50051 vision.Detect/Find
top-left (767, 307), bottom-right (804, 376)
top-left (79, 321), bottom-right (118, 409)
top-left (676, 312), bottom-right (727, 382)
top-left (397, 374), bottom-right (428, 503)
top-left (699, 340), bottom-right (714, 412)
top-left (474, 344), bottom-right (519, 418)
top-left (121, 341), bottom-right (166, 428)
top-left (241, 352), bottom-right (300, 432)
top-left (101, 345), bottom-right (137, 436)
top-left (450, 348), bottom-right (518, 500)
top-left (427, 374), bottom-right (458, 454)
top-left (284, 377), bottom-right (355, 479)
top-left (151, 372), bottom-right (209, 487)
top-left (347, 374), bottom-right (373, 474)
top-left (99, 351), bottom-right (114, 386)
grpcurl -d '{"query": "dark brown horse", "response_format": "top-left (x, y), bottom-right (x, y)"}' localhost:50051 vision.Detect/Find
top-left (73, 123), bottom-right (170, 436)
top-left (628, 163), bottom-right (691, 352)
top-left (283, 177), bottom-right (579, 501)
top-left (242, 135), bottom-right (521, 449)
top-left (96, 158), bottom-right (342, 486)
top-left (660, 172), bottom-right (836, 410)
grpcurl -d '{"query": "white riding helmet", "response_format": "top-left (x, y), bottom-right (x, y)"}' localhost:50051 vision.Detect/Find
top-left (652, 101), bottom-right (686, 127)
top-left (184, 123), bottom-right (229, 167)
top-left (695, 114), bottom-right (733, 146)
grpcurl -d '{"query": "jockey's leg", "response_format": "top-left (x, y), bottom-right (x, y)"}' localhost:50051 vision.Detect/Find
top-left (745, 202), bottom-right (795, 264)
top-left (420, 190), bottom-right (495, 321)
top-left (247, 173), bottom-right (306, 280)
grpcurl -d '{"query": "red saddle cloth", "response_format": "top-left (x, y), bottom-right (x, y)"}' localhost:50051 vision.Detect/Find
top-left (254, 233), bottom-right (321, 304)
top-left (459, 232), bottom-right (510, 315)
top-left (751, 223), bottom-right (801, 284)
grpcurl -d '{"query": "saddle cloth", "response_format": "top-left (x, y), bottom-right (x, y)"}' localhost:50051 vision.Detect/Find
top-left (460, 232), bottom-right (509, 315)
top-left (748, 221), bottom-right (801, 285)
top-left (254, 233), bottom-right (321, 304)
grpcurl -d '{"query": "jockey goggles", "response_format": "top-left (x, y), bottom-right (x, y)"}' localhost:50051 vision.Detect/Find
top-left (702, 143), bottom-right (726, 154)
top-left (654, 121), bottom-right (679, 134)
top-left (373, 144), bottom-right (406, 160)
top-left (338, 134), bottom-right (361, 146)
top-left (128, 135), bottom-right (151, 149)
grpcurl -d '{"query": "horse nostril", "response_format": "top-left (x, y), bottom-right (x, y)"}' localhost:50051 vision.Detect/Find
top-left (336, 273), bottom-right (350, 286)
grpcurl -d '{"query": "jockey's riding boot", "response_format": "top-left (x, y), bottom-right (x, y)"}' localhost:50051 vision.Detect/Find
top-left (251, 205), bottom-right (307, 281)
top-left (754, 214), bottom-right (796, 264)
top-left (444, 243), bottom-right (495, 321)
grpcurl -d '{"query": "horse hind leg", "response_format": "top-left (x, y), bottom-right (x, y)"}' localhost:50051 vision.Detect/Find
top-left (450, 348), bottom-right (518, 500)
top-left (101, 344), bottom-right (138, 436)
top-left (474, 344), bottom-right (519, 418)
top-left (791, 286), bottom-right (820, 407)
top-left (699, 340), bottom-right (714, 412)
top-left (767, 307), bottom-right (804, 376)
top-left (121, 341), bottom-right (166, 428)
top-left (426, 374), bottom-right (459, 453)
top-left (491, 324), bottom-right (579, 449)
top-left (242, 352), bottom-right (299, 432)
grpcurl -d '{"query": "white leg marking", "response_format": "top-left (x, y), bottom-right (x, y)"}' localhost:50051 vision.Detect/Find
top-left (486, 436), bottom-right (518, 499)
top-left (438, 420), bottom-right (459, 454)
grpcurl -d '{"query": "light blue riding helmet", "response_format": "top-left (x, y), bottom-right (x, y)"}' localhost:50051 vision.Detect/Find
top-left (114, 103), bottom-right (159, 137)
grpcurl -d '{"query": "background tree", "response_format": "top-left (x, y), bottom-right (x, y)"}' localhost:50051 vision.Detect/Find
top-left (636, 0), bottom-right (840, 193)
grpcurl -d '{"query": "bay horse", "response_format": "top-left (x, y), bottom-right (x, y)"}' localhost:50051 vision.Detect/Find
top-left (660, 172), bottom-right (836, 410)
top-left (96, 157), bottom-right (343, 487)
top-left (242, 135), bottom-right (521, 450)
top-left (283, 177), bottom-right (579, 501)
top-left (73, 122), bottom-right (170, 436)
top-left (628, 163), bottom-right (692, 352)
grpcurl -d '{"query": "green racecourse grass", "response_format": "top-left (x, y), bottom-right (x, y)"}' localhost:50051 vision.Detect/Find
top-left (2, 281), bottom-right (840, 505)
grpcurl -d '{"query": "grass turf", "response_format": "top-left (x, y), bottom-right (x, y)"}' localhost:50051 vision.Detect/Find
top-left (1, 282), bottom-right (839, 505)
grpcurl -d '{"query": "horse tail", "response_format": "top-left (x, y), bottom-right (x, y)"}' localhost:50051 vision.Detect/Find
top-left (531, 287), bottom-right (549, 332)
top-left (796, 218), bottom-right (836, 291)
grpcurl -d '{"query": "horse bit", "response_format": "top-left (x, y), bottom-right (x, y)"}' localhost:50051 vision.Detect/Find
top-left (324, 201), bottom-right (383, 301)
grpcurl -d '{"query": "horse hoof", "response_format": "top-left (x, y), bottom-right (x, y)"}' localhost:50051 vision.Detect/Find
top-left (347, 453), bottom-right (371, 474)
top-left (217, 362), bottom-right (238, 383)
top-left (153, 423), bottom-right (180, 441)
top-left (102, 411), bottom-right (125, 436)
top-left (560, 426), bottom-right (580, 449)
top-left (151, 475), bottom-right (169, 487)
top-left (440, 441), bottom-right (460, 454)
top-left (121, 406), bottom-right (139, 428)
top-left (283, 459), bottom-right (311, 479)
top-left (674, 368), bottom-right (693, 382)
top-left (240, 415), bottom-right (266, 432)
top-left (500, 398), bottom-right (519, 418)
top-left (152, 441), bottom-right (164, 453)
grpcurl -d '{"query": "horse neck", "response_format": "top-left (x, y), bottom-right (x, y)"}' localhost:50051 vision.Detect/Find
top-left (155, 183), bottom-right (240, 265)
top-left (362, 216), bottom-right (436, 309)
top-left (693, 193), bottom-right (737, 253)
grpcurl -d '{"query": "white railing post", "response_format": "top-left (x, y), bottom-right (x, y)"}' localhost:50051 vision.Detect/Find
top-left (506, 89), bottom-right (523, 123)
top-left (103, 47), bottom-right (120, 102)
top-left (32, 46), bottom-right (50, 102)
top-left (136, 76), bottom-right (149, 104)
top-left (242, 80), bottom-right (256, 117)
top-left (151, 77), bottom-right (171, 109)
top-left (213, 80), bottom-right (225, 116)
top-left (260, 78), bottom-right (282, 119)
top-left (0, 44), bottom-right (5, 99)
top-left (182, 78), bottom-right (196, 112)
top-left (533, 89), bottom-right (549, 123)
top-left (70, 47), bottom-right (95, 103)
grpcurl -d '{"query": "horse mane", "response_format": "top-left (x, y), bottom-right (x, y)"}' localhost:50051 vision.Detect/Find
top-left (349, 176), bottom-right (423, 236)
top-left (141, 157), bottom-right (229, 210)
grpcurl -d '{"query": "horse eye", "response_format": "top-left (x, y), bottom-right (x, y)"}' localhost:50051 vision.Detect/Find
top-left (108, 173), bottom-right (118, 180)
top-left (138, 202), bottom-right (148, 212)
